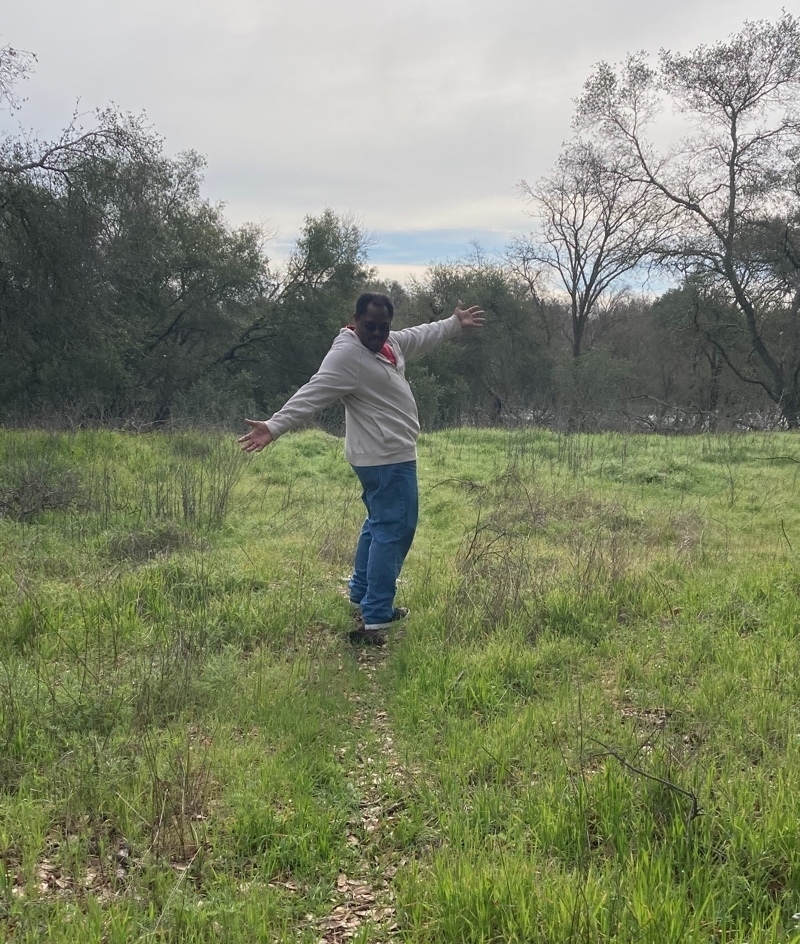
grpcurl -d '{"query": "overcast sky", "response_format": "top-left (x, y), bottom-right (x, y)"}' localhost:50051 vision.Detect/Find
top-left (2, 0), bottom-right (790, 282)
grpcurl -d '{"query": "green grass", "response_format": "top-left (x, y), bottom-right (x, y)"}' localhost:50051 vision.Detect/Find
top-left (1, 426), bottom-right (800, 941)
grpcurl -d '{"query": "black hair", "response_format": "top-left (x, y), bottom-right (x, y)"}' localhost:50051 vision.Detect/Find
top-left (354, 293), bottom-right (394, 319)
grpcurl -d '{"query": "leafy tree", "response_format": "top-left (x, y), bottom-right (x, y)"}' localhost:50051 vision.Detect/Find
top-left (405, 259), bottom-right (554, 425)
top-left (648, 281), bottom-right (763, 426)
top-left (0, 165), bottom-right (136, 415)
top-left (0, 143), bottom-right (268, 423)
top-left (93, 150), bottom-right (268, 422)
top-left (577, 13), bottom-right (800, 425)
top-left (0, 46), bottom-right (373, 426)
top-left (215, 209), bottom-right (373, 415)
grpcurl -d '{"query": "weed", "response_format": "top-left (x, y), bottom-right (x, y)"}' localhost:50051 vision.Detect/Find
top-left (0, 434), bottom-right (85, 521)
top-left (106, 523), bottom-right (201, 562)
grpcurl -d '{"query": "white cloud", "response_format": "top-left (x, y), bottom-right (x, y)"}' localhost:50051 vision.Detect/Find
top-left (372, 263), bottom-right (431, 285)
top-left (2, 0), bottom-right (792, 268)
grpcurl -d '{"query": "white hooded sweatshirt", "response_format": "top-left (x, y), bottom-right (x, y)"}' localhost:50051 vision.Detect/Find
top-left (264, 314), bottom-right (462, 467)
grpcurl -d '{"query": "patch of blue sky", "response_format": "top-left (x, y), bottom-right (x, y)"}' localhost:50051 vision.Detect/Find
top-left (369, 229), bottom-right (519, 266)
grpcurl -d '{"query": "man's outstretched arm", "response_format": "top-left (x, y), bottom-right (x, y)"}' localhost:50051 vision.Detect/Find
top-left (238, 345), bottom-right (359, 453)
top-left (392, 301), bottom-right (484, 362)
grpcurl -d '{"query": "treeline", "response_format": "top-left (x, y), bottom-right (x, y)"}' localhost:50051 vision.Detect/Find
top-left (1, 14), bottom-right (799, 431)
top-left (0, 111), bottom-right (371, 427)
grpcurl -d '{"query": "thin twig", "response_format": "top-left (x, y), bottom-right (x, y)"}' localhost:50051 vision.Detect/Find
top-left (589, 737), bottom-right (702, 827)
top-left (648, 572), bottom-right (678, 624)
top-left (428, 477), bottom-right (484, 491)
top-left (148, 848), bottom-right (201, 939)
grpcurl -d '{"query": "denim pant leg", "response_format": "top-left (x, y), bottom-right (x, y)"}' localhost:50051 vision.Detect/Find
top-left (348, 518), bottom-right (372, 605)
top-left (348, 461), bottom-right (418, 625)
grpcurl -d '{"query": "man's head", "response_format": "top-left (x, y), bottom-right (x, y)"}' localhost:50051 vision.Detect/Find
top-left (353, 293), bottom-right (394, 353)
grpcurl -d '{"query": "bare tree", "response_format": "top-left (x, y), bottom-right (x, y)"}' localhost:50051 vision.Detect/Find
top-left (515, 140), bottom-right (671, 357)
top-left (503, 239), bottom-right (559, 347)
top-left (576, 13), bottom-right (800, 426)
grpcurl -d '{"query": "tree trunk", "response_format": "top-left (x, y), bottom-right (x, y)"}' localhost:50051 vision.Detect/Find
top-left (780, 394), bottom-right (800, 429)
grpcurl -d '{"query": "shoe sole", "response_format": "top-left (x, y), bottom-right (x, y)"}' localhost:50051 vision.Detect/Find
top-left (363, 608), bottom-right (409, 632)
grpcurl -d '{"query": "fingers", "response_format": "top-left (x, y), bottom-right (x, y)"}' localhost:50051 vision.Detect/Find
top-left (455, 302), bottom-right (484, 315)
top-left (238, 419), bottom-right (272, 452)
top-left (238, 420), bottom-right (260, 442)
top-left (453, 301), bottom-right (485, 330)
top-left (239, 437), bottom-right (264, 452)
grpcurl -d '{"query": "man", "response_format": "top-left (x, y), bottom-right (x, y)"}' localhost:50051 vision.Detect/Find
top-left (238, 292), bottom-right (484, 644)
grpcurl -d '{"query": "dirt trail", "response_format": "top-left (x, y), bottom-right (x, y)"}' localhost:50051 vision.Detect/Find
top-left (316, 644), bottom-right (412, 944)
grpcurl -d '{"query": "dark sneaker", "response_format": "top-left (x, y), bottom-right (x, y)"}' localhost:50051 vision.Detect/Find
top-left (363, 607), bottom-right (409, 632)
top-left (348, 626), bottom-right (387, 646)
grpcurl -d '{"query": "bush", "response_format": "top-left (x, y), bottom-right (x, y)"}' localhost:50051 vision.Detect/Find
top-left (0, 434), bottom-right (85, 521)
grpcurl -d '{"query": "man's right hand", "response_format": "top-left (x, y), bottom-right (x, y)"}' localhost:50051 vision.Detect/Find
top-left (238, 419), bottom-right (274, 453)
top-left (454, 300), bottom-right (485, 330)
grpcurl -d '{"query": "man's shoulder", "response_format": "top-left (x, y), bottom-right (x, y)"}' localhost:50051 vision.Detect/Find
top-left (329, 328), bottom-right (362, 351)
top-left (320, 328), bottom-right (366, 369)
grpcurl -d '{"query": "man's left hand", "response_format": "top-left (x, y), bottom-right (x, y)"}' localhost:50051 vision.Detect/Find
top-left (454, 300), bottom-right (485, 330)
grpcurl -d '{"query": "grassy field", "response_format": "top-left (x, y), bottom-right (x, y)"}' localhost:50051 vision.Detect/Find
top-left (0, 426), bottom-right (799, 943)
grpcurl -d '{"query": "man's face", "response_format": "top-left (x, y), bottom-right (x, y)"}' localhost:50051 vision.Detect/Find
top-left (354, 302), bottom-right (392, 353)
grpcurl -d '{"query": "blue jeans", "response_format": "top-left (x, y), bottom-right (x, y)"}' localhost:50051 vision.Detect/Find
top-left (348, 461), bottom-right (418, 626)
